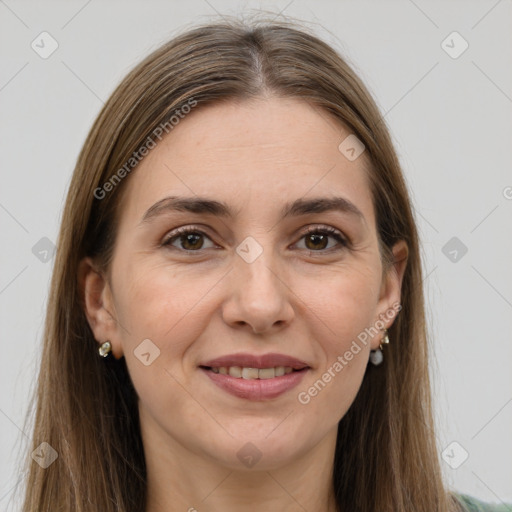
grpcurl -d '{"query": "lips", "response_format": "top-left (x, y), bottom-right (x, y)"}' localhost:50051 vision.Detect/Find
top-left (199, 352), bottom-right (311, 401)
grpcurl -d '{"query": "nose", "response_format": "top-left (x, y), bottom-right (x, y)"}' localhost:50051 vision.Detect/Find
top-left (221, 252), bottom-right (295, 335)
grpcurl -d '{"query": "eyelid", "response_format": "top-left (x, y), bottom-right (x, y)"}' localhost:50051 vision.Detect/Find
top-left (295, 224), bottom-right (349, 252)
top-left (160, 224), bottom-right (217, 248)
top-left (299, 224), bottom-right (347, 242)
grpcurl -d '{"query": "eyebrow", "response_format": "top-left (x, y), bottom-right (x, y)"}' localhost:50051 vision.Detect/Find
top-left (140, 195), bottom-right (366, 225)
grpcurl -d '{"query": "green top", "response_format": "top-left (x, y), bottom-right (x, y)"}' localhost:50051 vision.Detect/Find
top-left (457, 493), bottom-right (512, 512)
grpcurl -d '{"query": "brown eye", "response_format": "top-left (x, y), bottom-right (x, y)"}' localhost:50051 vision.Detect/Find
top-left (178, 232), bottom-right (204, 250)
top-left (304, 233), bottom-right (329, 250)
top-left (163, 227), bottom-right (215, 251)
top-left (162, 225), bottom-right (348, 254)
top-left (295, 226), bottom-right (348, 252)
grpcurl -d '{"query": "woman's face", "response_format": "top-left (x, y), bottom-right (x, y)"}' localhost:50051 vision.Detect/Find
top-left (83, 96), bottom-right (406, 471)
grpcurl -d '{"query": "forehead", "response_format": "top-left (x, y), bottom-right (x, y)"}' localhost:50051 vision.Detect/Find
top-left (119, 96), bottom-right (374, 227)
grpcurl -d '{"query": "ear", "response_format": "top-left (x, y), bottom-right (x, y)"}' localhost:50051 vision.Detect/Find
top-left (373, 240), bottom-right (408, 350)
top-left (78, 257), bottom-right (124, 359)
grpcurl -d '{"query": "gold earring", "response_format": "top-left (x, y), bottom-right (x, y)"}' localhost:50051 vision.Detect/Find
top-left (98, 341), bottom-right (112, 357)
top-left (369, 328), bottom-right (389, 366)
top-left (381, 327), bottom-right (390, 348)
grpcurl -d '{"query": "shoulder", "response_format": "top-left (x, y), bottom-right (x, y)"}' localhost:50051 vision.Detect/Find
top-left (455, 493), bottom-right (512, 512)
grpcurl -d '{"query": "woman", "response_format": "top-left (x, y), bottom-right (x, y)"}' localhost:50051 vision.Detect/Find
top-left (20, 16), bottom-right (510, 512)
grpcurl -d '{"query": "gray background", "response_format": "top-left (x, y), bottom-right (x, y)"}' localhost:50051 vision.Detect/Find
top-left (1, 0), bottom-right (511, 509)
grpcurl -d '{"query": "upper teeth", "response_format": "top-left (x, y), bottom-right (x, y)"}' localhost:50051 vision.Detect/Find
top-left (211, 366), bottom-right (294, 379)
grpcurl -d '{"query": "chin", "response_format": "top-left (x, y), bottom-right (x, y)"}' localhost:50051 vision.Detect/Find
top-left (202, 428), bottom-right (312, 471)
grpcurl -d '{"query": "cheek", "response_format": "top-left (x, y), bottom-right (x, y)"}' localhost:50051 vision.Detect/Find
top-left (297, 265), bottom-right (380, 407)
top-left (299, 304), bottom-right (374, 425)
top-left (114, 261), bottom-right (219, 347)
top-left (113, 262), bottom-right (217, 422)
top-left (308, 262), bottom-right (381, 344)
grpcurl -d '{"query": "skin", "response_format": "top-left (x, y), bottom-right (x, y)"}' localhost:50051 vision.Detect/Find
top-left (80, 96), bottom-right (408, 512)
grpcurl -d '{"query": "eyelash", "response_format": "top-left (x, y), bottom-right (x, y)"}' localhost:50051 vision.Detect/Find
top-left (161, 224), bottom-right (349, 255)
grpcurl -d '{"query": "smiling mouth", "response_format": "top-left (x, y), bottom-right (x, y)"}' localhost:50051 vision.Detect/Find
top-left (199, 364), bottom-right (310, 400)
top-left (200, 365), bottom-right (306, 380)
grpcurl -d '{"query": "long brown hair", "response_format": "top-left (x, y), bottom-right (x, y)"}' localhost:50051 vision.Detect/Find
top-left (19, 15), bottom-right (464, 511)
